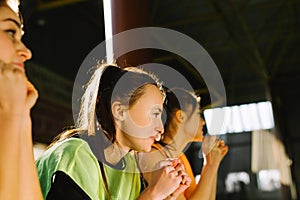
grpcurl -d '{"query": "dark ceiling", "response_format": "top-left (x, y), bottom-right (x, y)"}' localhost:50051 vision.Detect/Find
top-left (21, 0), bottom-right (300, 104)
top-left (21, 0), bottom-right (105, 81)
top-left (20, 0), bottom-right (300, 141)
top-left (19, 0), bottom-right (300, 135)
top-left (18, 0), bottom-right (300, 197)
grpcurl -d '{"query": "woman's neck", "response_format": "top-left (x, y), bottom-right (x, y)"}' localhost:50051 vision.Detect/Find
top-left (162, 123), bottom-right (191, 158)
top-left (103, 141), bottom-right (129, 165)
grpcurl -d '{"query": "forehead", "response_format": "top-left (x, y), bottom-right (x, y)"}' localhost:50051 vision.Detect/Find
top-left (0, 6), bottom-right (20, 23)
top-left (133, 84), bottom-right (164, 108)
top-left (142, 84), bottom-right (163, 99)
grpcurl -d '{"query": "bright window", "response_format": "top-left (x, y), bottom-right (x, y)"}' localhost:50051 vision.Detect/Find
top-left (204, 101), bottom-right (274, 135)
top-left (257, 169), bottom-right (281, 191)
top-left (225, 171), bottom-right (250, 193)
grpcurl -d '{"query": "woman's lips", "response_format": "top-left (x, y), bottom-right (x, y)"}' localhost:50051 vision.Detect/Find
top-left (13, 62), bottom-right (24, 69)
top-left (149, 134), bottom-right (161, 142)
top-left (150, 135), bottom-right (156, 142)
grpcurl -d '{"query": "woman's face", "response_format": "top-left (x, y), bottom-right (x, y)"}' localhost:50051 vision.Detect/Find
top-left (0, 5), bottom-right (32, 68)
top-left (119, 84), bottom-right (164, 152)
top-left (184, 104), bottom-right (205, 142)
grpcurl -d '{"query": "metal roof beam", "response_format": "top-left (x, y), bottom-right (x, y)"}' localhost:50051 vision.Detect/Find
top-left (37, 0), bottom-right (88, 11)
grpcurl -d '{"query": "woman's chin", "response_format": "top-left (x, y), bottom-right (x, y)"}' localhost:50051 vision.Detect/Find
top-left (143, 146), bottom-right (152, 153)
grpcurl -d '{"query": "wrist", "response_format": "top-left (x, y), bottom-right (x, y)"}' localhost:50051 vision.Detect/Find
top-left (139, 186), bottom-right (165, 200)
top-left (204, 157), bottom-right (221, 167)
top-left (0, 113), bottom-right (24, 127)
top-left (164, 193), bottom-right (176, 200)
top-left (202, 163), bottom-right (220, 175)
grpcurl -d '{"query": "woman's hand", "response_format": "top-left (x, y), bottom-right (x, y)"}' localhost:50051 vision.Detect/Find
top-left (205, 139), bottom-right (228, 167)
top-left (0, 61), bottom-right (38, 114)
top-left (167, 163), bottom-right (191, 199)
top-left (25, 81), bottom-right (38, 111)
top-left (142, 158), bottom-right (190, 200)
top-left (0, 61), bottom-right (28, 117)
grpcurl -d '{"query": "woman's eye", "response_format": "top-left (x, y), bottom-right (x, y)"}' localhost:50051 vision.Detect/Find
top-left (6, 29), bottom-right (16, 39)
top-left (153, 112), bottom-right (161, 118)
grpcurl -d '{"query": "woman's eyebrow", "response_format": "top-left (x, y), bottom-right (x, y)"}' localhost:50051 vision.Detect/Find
top-left (2, 18), bottom-right (21, 28)
top-left (154, 108), bottom-right (162, 113)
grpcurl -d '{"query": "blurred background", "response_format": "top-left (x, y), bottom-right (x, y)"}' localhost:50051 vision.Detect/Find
top-left (19, 0), bottom-right (299, 199)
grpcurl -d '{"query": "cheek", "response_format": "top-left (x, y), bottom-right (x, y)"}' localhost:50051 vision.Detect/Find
top-left (121, 113), bottom-right (156, 138)
top-left (129, 109), bottom-right (151, 127)
top-left (187, 116), bottom-right (200, 133)
top-left (0, 35), bottom-right (14, 63)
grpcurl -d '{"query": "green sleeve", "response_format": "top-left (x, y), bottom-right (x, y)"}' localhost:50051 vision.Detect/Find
top-left (36, 138), bottom-right (106, 200)
top-left (37, 138), bottom-right (141, 200)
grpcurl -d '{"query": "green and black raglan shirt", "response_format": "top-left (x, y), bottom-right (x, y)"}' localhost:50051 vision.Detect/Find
top-left (36, 138), bottom-right (141, 200)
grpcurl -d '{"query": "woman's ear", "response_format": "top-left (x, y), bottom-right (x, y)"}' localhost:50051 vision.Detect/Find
top-left (111, 101), bottom-right (126, 121)
top-left (174, 110), bottom-right (186, 123)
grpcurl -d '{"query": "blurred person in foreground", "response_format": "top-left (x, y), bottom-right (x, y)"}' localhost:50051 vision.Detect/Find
top-left (0, 0), bottom-right (42, 199)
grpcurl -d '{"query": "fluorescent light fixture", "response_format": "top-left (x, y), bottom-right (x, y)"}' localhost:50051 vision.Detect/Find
top-left (103, 0), bottom-right (114, 63)
top-left (204, 107), bottom-right (227, 135)
top-left (257, 102), bottom-right (274, 129)
top-left (204, 101), bottom-right (275, 135)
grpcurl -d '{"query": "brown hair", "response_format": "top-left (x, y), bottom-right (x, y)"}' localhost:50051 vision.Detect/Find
top-left (162, 88), bottom-right (199, 140)
top-left (0, 0), bottom-right (23, 28)
top-left (93, 65), bottom-right (164, 142)
top-left (50, 63), bottom-right (164, 147)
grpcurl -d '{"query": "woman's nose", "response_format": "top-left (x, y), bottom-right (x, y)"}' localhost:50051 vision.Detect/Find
top-left (17, 42), bottom-right (32, 62)
top-left (200, 117), bottom-right (206, 126)
top-left (156, 119), bottom-right (164, 134)
top-left (158, 126), bottom-right (164, 134)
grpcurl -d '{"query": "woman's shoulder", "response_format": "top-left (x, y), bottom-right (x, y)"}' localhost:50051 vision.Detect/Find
top-left (55, 137), bottom-right (89, 152)
top-left (44, 138), bottom-right (88, 154)
top-left (36, 138), bottom-right (104, 200)
top-left (36, 137), bottom-right (97, 166)
top-left (36, 137), bottom-right (101, 182)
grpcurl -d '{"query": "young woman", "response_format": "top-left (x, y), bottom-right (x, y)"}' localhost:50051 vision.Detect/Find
top-left (139, 88), bottom-right (228, 200)
top-left (0, 0), bottom-right (42, 199)
top-left (36, 64), bottom-right (191, 200)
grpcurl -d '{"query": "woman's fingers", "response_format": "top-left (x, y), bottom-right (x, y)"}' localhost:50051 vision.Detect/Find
top-left (221, 145), bottom-right (229, 157)
top-left (155, 158), bottom-right (180, 169)
top-left (176, 169), bottom-right (191, 185)
top-left (215, 139), bottom-right (229, 157)
top-left (0, 61), bottom-right (37, 115)
top-left (0, 61), bottom-right (28, 115)
top-left (150, 158), bottom-right (192, 199)
top-left (26, 81), bottom-right (38, 109)
top-left (170, 172), bottom-right (191, 199)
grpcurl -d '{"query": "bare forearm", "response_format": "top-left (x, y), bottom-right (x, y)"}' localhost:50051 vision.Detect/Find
top-left (138, 186), bottom-right (165, 200)
top-left (209, 172), bottom-right (217, 200)
top-left (0, 115), bottom-right (23, 199)
top-left (18, 115), bottom-right (43, 200)
top-left (188, 164), bottom-right (219, 200)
